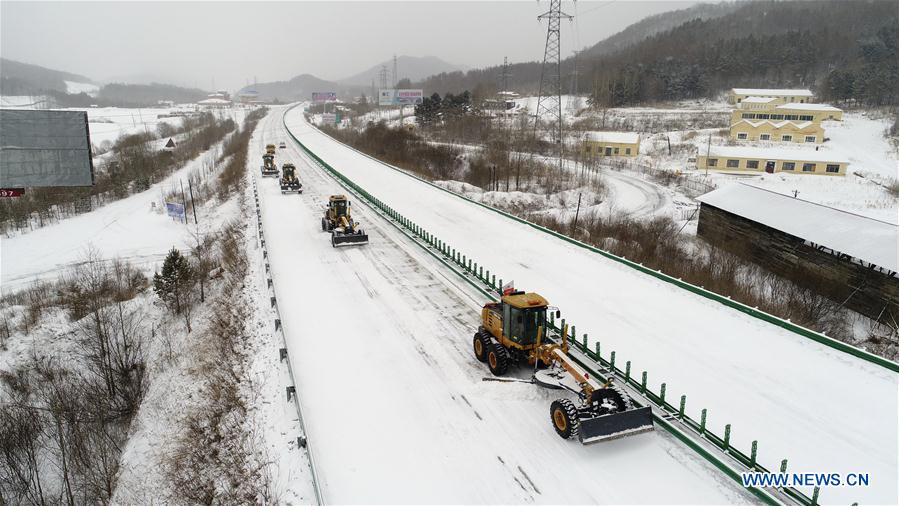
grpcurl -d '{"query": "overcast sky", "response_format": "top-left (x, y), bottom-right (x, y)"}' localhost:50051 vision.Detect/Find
top-left (1, 1), bottom-right (698, 91)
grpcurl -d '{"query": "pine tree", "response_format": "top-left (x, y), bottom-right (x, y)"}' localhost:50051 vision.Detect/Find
top-left (153, 247), bottom-right (193, 315)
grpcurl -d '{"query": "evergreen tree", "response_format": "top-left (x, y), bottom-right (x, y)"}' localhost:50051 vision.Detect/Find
top-left (153, 247), bottom-right (193, 315)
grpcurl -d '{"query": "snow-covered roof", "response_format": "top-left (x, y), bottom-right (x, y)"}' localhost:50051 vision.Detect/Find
top-left (698, 184), bottom-right (898, 271)
top-left (732, 88), bottom-right (814, 96)
top-left (197, 98), bottom-right (231, 105)
top-left (741, 96), bottom-right (779, 103)
top-left (703, 145), bottom-right (847, 164)
top-left (775, 103), bottom-right (842, 112)
top-left (733, 119), bottom-right (816, 130)
top-left (585, 131), bottom-right (640, 144)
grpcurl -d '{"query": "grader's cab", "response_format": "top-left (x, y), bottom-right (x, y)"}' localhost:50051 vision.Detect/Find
top-left (280, 163), bottom-right (302, 194)
top-left (321, 195), bottom-right (369, 247)
top-left (474, 290), bottom-right (654, 444)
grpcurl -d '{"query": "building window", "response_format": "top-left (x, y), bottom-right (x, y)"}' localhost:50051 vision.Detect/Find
top-left (826, 164), bottom-right (840, 173)
top-left (737, 132), bottom-right (748, 140)
top-left (625, 148), bottom-right (631, 155)
top-left (760, 134), bottom-right (771, 141)
top-left (708, 158), bottom-right (718, 167)
top-left (726, 159), bottom-right (740, 168)
top-left (746, 160), bottom-right (760, 169)
top-left (785, 114), bottom-right (799, 121)
top-left (770, 114), bottom-right (784, 120)
top-left (742, 113), bottom-right (756, 119)
top-left (799, 115), bottom-right (813, 121)
top-left (757, 113), bottom-right (770, 119)
top-left (802, 163), bottom-right (816, 172)
top-left (605, 147), bottom-right (612, 156)
top-left (804, 135), bottom-right (816, 143)
top-left (782, 162), bottom-right (795, 171)
top-left (782, 135), bottom-right (793, 142)
top-left (614, 147), bottom-right (620, 155)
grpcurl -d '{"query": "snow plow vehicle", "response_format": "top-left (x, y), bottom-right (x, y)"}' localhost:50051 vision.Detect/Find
top-left (279, 163), bottom-right (302, 194)
top-left (474, 290), bottom-right (654, 444)
top-left (261, 153), bottom-right (278, 177)
top-left (321, 195), bottom-right (369, 247)
top-left (265, 143), bottom-right (276, 155)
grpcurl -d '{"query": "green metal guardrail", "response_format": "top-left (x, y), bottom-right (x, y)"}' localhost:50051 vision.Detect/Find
top-left (282, 107), bottom-right (836, 506)
top-left (290, 110), bottom-right (898, 375)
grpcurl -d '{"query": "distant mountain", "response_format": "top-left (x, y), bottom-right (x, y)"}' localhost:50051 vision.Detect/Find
top-left (97, 83), bottom-right (208, 106)
top-left (237, 74), bottom-right (342, 102)
top-left (0, 58), bottom-right (95, 95)
top-left (338, 55), bottom-right (466, 86)
top-left (579, 2), bottom-right (741, 60)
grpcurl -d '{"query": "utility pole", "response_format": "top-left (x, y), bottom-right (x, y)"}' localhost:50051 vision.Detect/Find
top-left (393, 54), bottom-right (398, 88)
top-left (567, 49), bottom-right (582, 113)
top-left (379, 65), bottom-right (390, 120)
top-left (535, 0), bottom-right (573, 175)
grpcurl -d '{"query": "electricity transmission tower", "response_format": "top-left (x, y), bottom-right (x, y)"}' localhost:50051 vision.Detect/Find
top-left (534, 0), bottom-right (572, 172)
top-left (393, 54), bottom-right (398, 88)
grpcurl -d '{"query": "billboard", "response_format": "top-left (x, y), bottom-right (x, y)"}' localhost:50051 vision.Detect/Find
top-left (321, 113), bottom-right (337, 125)
top-left (395, 89), bottom-right (424, 105)
top-left (378, 89), bottom-right (395, 106)
top-left (0, 109), bottom-right (95, 187)
top-left (379, 89), bottom-right (424, 106)
top-left (312, 92), bottom-right (337, 103)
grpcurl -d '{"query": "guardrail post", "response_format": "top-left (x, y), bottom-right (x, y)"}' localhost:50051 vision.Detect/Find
top-left (700, 408), bottom-right (707, 434)
top-left (594, 341), bottom-right (600, 359)
top-left (275, 319), bottom-right (281, 331)
top-left (625, 360), bottom-right (631, 382)
top-left (660, 382), bottom-right (666, 404)
top-left (811, 487), bottom-right (819, 506)
top-left (582, 333), bottom-right (588, 349)
top-left (610, 351), bottom-right (616, 372)
top-left (679, 395), bottom-right (686, 419)
top-left (641, 371), bottom-right (647, 394)
top-left (550, 311), bottom-right (555, 325)
top-left (723, 424), bottom-right (731, 450)
top-left (492, 274), bottom-right (496, 288)
top-left (486, 270), bottom-right (490, 283)
top-left (286, 385), bottom-right (296, 401)
top-left (270, 296), bottom-right (277, 307)
top-left (750, 440), bottom-right (757, 469)
top-left (479, 266), bottom-right (484, 279)
top-left (279, 348), bottom-right (288, 361)
top-left (780, 459), bottom-right (788, 473)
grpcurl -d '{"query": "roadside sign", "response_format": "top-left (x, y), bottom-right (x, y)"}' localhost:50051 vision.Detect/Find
top-left (165, 201), bottom-right (185, 221)
top-left (0, 188), bottom-right (25, 197)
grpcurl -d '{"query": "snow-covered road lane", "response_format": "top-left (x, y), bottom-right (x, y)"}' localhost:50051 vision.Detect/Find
top-left (256, 112), bottom-right (751, 504)
top-left (284, 106), bottom-right (898, 505)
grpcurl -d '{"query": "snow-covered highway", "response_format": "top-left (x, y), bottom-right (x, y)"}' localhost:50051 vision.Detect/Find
top-left (283, 105), bottom-right (898, 505)
top-left (255, 111), bottom-right (752, 503)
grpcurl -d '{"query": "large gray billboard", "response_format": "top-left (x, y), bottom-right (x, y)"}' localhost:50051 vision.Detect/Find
top-left (0, 109), bottom-right (95, 187)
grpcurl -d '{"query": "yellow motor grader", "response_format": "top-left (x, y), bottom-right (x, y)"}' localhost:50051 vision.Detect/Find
top-left (265, 143), bottom-right (276, 155)
top-left (261, 153), bottom-right (278, 177)
top-left (279, 163), bottom-right (302, 194)
top-left (321, 195), bottom-right (369, 247)
top-left (474, 290), bottom-right (654, 444)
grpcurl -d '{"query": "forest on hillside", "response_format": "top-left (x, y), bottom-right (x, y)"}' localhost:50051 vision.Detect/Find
top-left (417, 0), bottom-right (898, 107)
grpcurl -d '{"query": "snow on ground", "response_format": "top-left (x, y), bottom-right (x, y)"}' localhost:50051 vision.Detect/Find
top-left (80, 107), bottom-right (190, 146)
top-left (0, 140), bottom-right (223, 292)
top-left (256, 109), bottom-right (751, 504)
top-left (825, 113), bottom-right (898, 180)
top-left (285, 105), bottom-right (898, 505)
top-left (64, 80), bottom-right (100, 96)
top-left (0, 94), bottom-right (55, 108)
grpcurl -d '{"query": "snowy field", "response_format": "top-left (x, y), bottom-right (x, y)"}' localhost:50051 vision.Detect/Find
top-left (285, 105), bottom-right (898, 505)
top-left (254, 111), bottom-right (751, 503)
top-left (0, 139), bottom-right (228, 292)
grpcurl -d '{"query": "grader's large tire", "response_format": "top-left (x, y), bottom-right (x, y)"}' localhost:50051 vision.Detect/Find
top-left (550, 398), bottom-right (580, 440)
top-left (487, 343), bottom-right (510, 376)
top-left (473, 332), bottom-right (490, 362)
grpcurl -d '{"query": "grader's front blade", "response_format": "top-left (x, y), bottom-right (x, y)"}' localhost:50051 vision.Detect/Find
top-left (578, 405), bottom-right (654, 444)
